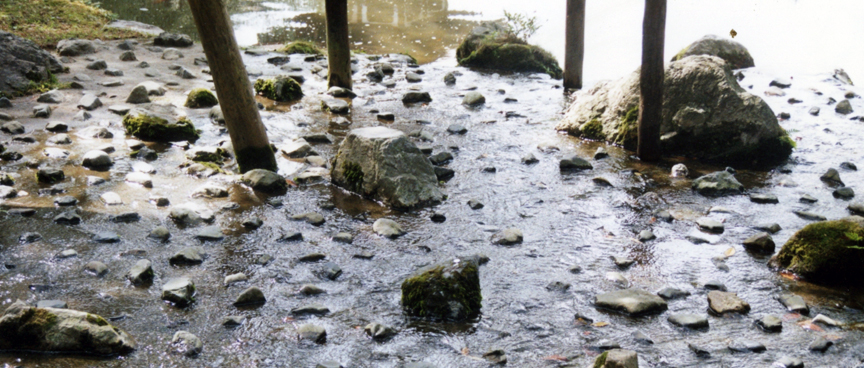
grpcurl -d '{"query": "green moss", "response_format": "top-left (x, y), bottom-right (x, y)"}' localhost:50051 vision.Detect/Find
top-left (85, 314), bottom-right (109, 327)
top-left (184, 88), bottom-right (218, 108)
top-left (593, 351), bottom-right (609, 368)
top-left (580, 119), bottom-right (606, 140)
top-left (278, 41), bottom-right (321, 55)
top-left (235, 145), bottom-right (277, 173)
top-left (457, 35), bottom-right (563, 79)
top-left (35, 170), bottom-right (64, 184)
top-left (672, 45), bottom-right (690, 62)
top-left (401, 262), bottom-right (482, 321)
top-left (254, 76), bottom-right (303, 102)
top-left (614, 105), bottom-right (639, 150)
top-left (342, 161), bottom-right (364, 192)
top-left (123, 113), bottom-right (199, 142)
top-left (198, 161), bottom-right (225, 173)
top-left (772, 219), bottom-right (864, 285)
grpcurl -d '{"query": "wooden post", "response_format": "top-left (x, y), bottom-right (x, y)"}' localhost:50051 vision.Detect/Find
top-left (563, 0), bottom-right (586, 90)
top-left (325, 0), bottom-right (352, 90)
top-left (187, 0), bottom-right (277, 173)
top-left (637, 0), bottom-right (666, 161)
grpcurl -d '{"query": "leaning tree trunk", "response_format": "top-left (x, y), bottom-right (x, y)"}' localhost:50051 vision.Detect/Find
top-left (187, 0), bottom-right (277, 173)
top-left (637, 0), bottom-right (666, 161)
top-left (563, 0), bottom-right (586, 90)
top-left (325, 0), bottom-right (352, 90)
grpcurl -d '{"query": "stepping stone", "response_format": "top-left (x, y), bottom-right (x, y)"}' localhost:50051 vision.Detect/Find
top-left (696, 218), bottom-right (724, 233)
top-left (126, 259), bottom-right (154, 285)
top-left (373, 218), bottom-right (404, 238)
top-left (234, 287), bottom-right (266, 306)
top-left (756, 315), bottom-right (782, 332)
top-left (169, 247), bottom-right (205, 265)
top-left (707, 291), bottom-right (750, 314)
top-left (290, 303), bottom-right (330, 316)
top-left (195, 226), bottom-right (224, 241)
top-left (162, 277), bottom-right (196, 307)
top-left (93, 231), bottom-right (120, 243)
top-left (668, 313), bottom-right (708, 329)
top-left (749, 193), bottom-right (778, 204)
top-left (491, 228), bottom-right (523, 245)
top-left (742, 232), bottom-right (775, 254)
top-left (656, 287), bottom-right (690, 300)
top-left (594, 288), bottom-right (667, 316)
top-left (777, 294), bottom-right (809, 315)
top-left (728, 339), bottom-right (766, 353)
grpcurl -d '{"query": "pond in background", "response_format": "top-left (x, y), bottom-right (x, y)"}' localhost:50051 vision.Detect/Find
top-left (98, 0), bottom-right (864, 83)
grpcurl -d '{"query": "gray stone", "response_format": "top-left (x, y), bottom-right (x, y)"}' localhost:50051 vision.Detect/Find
top-left (0, 300), bottom-right (134, 355)
top-left (318, 262), bottom-right (342, 280)
top-left (373, 218), bottom-right (405, 238)
top-left (668, 313), bottom-right (709, 329)
top-left (769, 78), bottom-right (792, 88)
top-left (195, 226), bottom-right (224, 241)
top-left (750, 193), bottom-right (778, 203)
top-left (291, 303), bottom-right (330, 316)
top-left (47, 133), bottom-right (71, 144)
top-left (170, 330), bottom-right (202, 356)
top-left (594, 349), bottom-right (638, 368)
top-left (558, 55), bottom-right (790, 164)
top-left (86, 60), bottom-right (107, 70)
top-left (322, 99), bottom-right (350, 114)
top-left (299, 285), bottom-right (326, 295)
top-left (126, 85), bottom-right (150, 104)
top-left (692, 170), bottom-right (744, 196)
top-left (223, 273), bottom-right (247, 286)
top-left (109, 212), bottom-right (140, 223)
top-left (191, 184), bottom-right (228, 198)
top-left (447, 124), bottom-right (467, 134)
top-left (93, 231), bottom-right (120, 243)
top-left (462, 92), bottom-right (485, 106)
top-left (638, 230), bottom-right (656, 241)
top-left (364, 322), bottom-right (397, 340)
top-left (777, 294), bottom-right (809, 315)
top-left (333, 232), bottom-right (353, 244)
top-left (222, 316), bottom-right (246, 327)
top-left (756, 315), bottom-right (782, 332)
top-left (292, 212), bottom-right (325, 226)
top-left (834, 187), bottom-right (855, 199)
top-left (774, 356), bottom-right (804, 368)
top-left (162, 277), bottom-right (195, 307)
top-left (836, 99), bottom-right (853, 114)
top-left (161, 48), bottom-right (184, 60)
top-left (559, 155), bottom-right (593, 171)
top-left (402, 91), bottom-right (432, 104)
top-left (54, 211), bottom-right (80, 225)
top-left (241, 169), bottom-right (287, 194)
top-left (297, 324), bottom-right (326, 343)
top-left (809, 337), bottom-right (832, 352)
top-left (149, 226), bottom-right (170, 241)
top-left (0, 97), bottom-right (11, 108)
top-left (521, 153), bottom-right (539, 164)
top-left (0, 32), bottom-right (64, 96)
top-left (54, 196), bottom-right (77, 206)
top-left (809, 106), bottom-right (820, 116)
top-left (77, 94), bottom-right (102, 111)
top-left (81, 150), bottom-right (112, 168)
top-left (84, 261), bottom-right (108, 276)
top-left (37, 90), bottom-right (64, 103)
top-left (657, 287), bottom-right (690, 300)
top-left (821, 168), bottom-right (844, 186)
top-left (594, 288), bottom-right (668, 316)
top-left (169, 247), bottom-right (205, 265)
top-left (104, 68), bottom-right (123, 77)
top-left (728, 339), bottom-right (766, 353)
top-left (492, 228), bottom-right (523, 245)
top-left (32, 104), bottom-right (51, 118)
top-left (35, 300), bottom-right (67, 309)
top-left (753, 223), bottom-right (781, 233)
top-left (125, 172), bottom-right (153, 188)
top-left (234, 287), bottom-right (266, 306)
top-left (793, 211), bottom-right (826, 221)
top-left (175, 68), bottom-right (196, 79)
top-left (1, 121), bottom-right (24, 134)
top-left (707, 290), bottom-right (750, 314)
top-left (696, 217), bottom-right (724, 233)
top-left (119, 51), bottom-right (137, 61)
top-left (126, 259), bottom-right (154, 285)
top-left (743, 232), bottom-right (775, 253)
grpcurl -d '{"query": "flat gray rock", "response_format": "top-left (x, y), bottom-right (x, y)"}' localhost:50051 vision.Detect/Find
top-left (594, 288), bottom-right (668, 316)
top-left (668, 313), bottom-right (708, 329)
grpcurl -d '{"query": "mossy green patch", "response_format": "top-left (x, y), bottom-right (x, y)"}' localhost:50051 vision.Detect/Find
top-left (580, 119), bottom-right (606, 140)
top-left (184, 88), bottom-right (218, 108)
top-left (401, 261), bottom-right (482, 321)
top-left (198, 161), bottom-right (226, 173)
top-left (278, 41), bottom-right (321, 55)
top-left (457, 35), bottom-right (562, 79)
top-left (235, 145), bottom-right (277, 173)
top-left (593, 351), bottom-right (609, 368)
top-left (771, 219), bottom-right (864, 285)
top-left (85, 314), bottom-right (109, 327)
top-left (123, 113), bottom-right (199, 142)
top-left (0, 0), bottom-right (144, 48)
top-left (254, 76), bottom-right (303, 102)
top-left (342, 161), bottom-right (364, 192)
top-left (614, 105), bottom-right (639, 151)
top-left (672, 45), bottom-right (690, 62)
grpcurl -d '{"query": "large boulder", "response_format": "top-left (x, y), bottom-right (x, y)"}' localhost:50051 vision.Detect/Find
top-left (331, 127), bottom-right (444, 209)
top-left (123, 109), bottom-right (199, 142)
top-left (401, 258), bottom-right (482, 321)
top-left (672, 35), bottom-right (755, 69)
top-left (0, 31), bottom-right (64, 96)
top-left (0, 300), bottom-right (135, 355)
top-left (456, 22), bottom-right (562, 79)
top-left (254, 76), bottom-right (303, 102)
top-left (556, 55), bottom-right (793, 166)
top-left (769, 216), bottom-right (864, 285)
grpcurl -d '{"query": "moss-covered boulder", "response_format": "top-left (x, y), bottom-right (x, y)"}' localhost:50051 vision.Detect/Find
top-left (0, 300), bottom-right (135, 355)
top-left (241, 169), bottom-right (288, 194)
top-left (279, 41), bottom-right (322, 55)
top-left (123, 109), bottom-right (199, 142)
top-left (401, 257), bottom-right (482, 321)
top-left (672, 35), bottom-right (754, 69)
top-left (557, 55), bottom-right (793, 166)
top-left (456, 22), bottom-right (562, 79)
top-left (184, 88), bottom-right (218, 108)
top-left (254, 75), bottom-right (303, 102)
top-left (769, 216), bottom-right (864, 285)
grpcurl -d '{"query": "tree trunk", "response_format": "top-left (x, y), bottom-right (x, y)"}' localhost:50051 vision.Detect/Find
top-left (326, 0), bottom-right (352, 90)
top-left (637, 0), bottom-right (666, 161)
top-left (187, 0), bottom-right (277, 173)
top-left (563, 0), bottom-right (586, 90)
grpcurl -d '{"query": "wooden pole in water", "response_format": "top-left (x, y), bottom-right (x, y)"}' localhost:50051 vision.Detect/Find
top-left (637, 0), bottom-right (666, 161)
top-left (186, 0), bottom-right (277, 173)
top-left (563, 0), bottom-right (586, 90)
top-left (325, 0), bottom-right (353, 90)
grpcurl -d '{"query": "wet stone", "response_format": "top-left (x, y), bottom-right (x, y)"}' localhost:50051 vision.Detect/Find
top-left (224, 273), bottom-right (247, 286)
top-left (492, 228), bottom-right (523, 245)
top-left (333, 232), bottom-right (353, 244)
top-left (222, 316), bottom-right (246, 327)
top-left (58, 249), bottom-right (78, 259)
top-left (559, 155), bottom-right (593, 171)
top-left (299, 285), bottom-right (326, 295)
top-left (750, 193), bottom-right (779, 204)
top-left (800, 194), bottom-right (818, 203)
top-left (743, 232), bottom-right (775, 253)
top-left (86, 60), bottom-right (107, 70)
top-left (835, 99), bottom-right (853, 114)
top-left (234, 287), bottom-right (266, 306)
top-left (195, 226), bottom-right (224, 241)
top-left (657, 287), bottom-right (690, 300)
top-left (19, 232), bottom-right (42, 244)
top-left (688, 343), bottom-right (710, 358)
top-left (447, 124), bottom-right (468, 134)
top-left (170, 247), bottom-right (205, 265)
top-left (594, 288), bottom-right (668, 316)
top-left (708, 291), bottom-right (750, 314)
top-left (774, 356), bottom-right (804, 368)
top-left (125, 172), bottom-right (153, 188)
top-left (1, 121), bottom-right (25, 134)
top-left (756, 315), bottom-right (782, 332)
top-left (467, 199), bottom-right (484, 209)
top-left (110, 212), bottom-right (140, 223)
top-left (104, 68), bottom-right (123, 77)
top-left (430, 212), bottom-right (446, 222)
top-left (298, 253), bottom-right (326, 263)
top-left (292, 212), bottom-right (325, 226)
top-left (291, 303), bottom-right (330, 316)
top-left (297, 324), bottom-right (326, 344)
top-left (53, 211), bottom-right (81, 225)
top-left (162, 277), bottom-right (195, 307)
top-left (84, 261), bottom-right (108, 276)
top-left (820, 168), bottom-right (844, 186)
top-left (668, 313), bottom-right (709, 329)
top-left (545, 281), bottom-right (570, 293)
top-left (696, 218), bottom-right (724, 233)
top-left (317, 262), bottom-right (342, 280)
top-left (638, 229), bottom-right (656, 241)
top-left (840, 161), bottom-right (857, 171)
top-left (54, 196), bottom-right (77, 206)
top-left (704, 280), bottom-right (727, 291)
top-left (126, 259), bottom-right (154, 285)
top-left (149, 226), bottom-right (170, 241)
top-left (35, 300), bottom-right (67, 309)
top-left (429, 151), bottom-right (453, 165)
top-left (521, 153), bottom-right (539, 164)
top-left (794, 210), bottom-right (826, 221)
top-left (778, 294), bottom-right (809, 315)
top-left (753, 223), bottom-right (781, 234)
top-left (833, 187), bottom-right (855, 199)
top-left (0, 186), bottom-right (15, 199)
top-left (809, 337), bottom-right (833, 352)
top-left (278, 232), bottom-right (303, 242)
top-left (242, 217), bottom-right (263, 230)
top-left (373, 218), bottom-right (405, 238)
top-left (170, 331), bottom-right (202, 357)
top-left (613, 256), bottom-right (634, 268)
top-left (93, 231), bottom-right (120, 243)
top-left (402, 91), bottom-right (432, 104)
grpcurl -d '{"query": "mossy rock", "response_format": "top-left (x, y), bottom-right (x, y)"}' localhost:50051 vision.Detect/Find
top-left (580, 119), bottom-right (606, 141)
top-left (279, 41), bottom-right (321, 55)
top-left (123, 110), bottom-right (199, 142)
top-left (672, 35), bottom-right (755, 69)
top-left (456, 24), bottom-right (561, 79)
top-left (401, 258), bottom-right (482, 321)
top-left (184, 88), bottom-right (218, 108)
top-left (614, 106), bottom-right (639, 151)
top-left (769, 217), bottom-right (864, 285)
top-left (341, 161), bottom-right (363, 192)
top-left (254, 76), bottom-right (303, 102)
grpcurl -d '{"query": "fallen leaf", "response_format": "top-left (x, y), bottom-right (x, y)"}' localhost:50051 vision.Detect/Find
top-left (461, 347), bottom-right (469, 356)
top-left (798, 321), bottom-right (824, 332)
top-left (649, 217), bottom-right (657, 224)
top-left (783, 313), bottom-right (802, 321)
top-left (542, 355), bottom-right (568, 362)
top-left (724, 247), bottom-right (736, 257)
top-left (592, 321), bottom-right (609, 327)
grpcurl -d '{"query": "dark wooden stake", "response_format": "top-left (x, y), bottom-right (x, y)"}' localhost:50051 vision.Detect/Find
top-left (563, 0), bottom-right (586, 90)
top-left (187, 0), bottom-right (277, 173)
top-left (637, 0), bottom-right (666, 161)
top-left (325, 0), bottom-right (352, 90)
